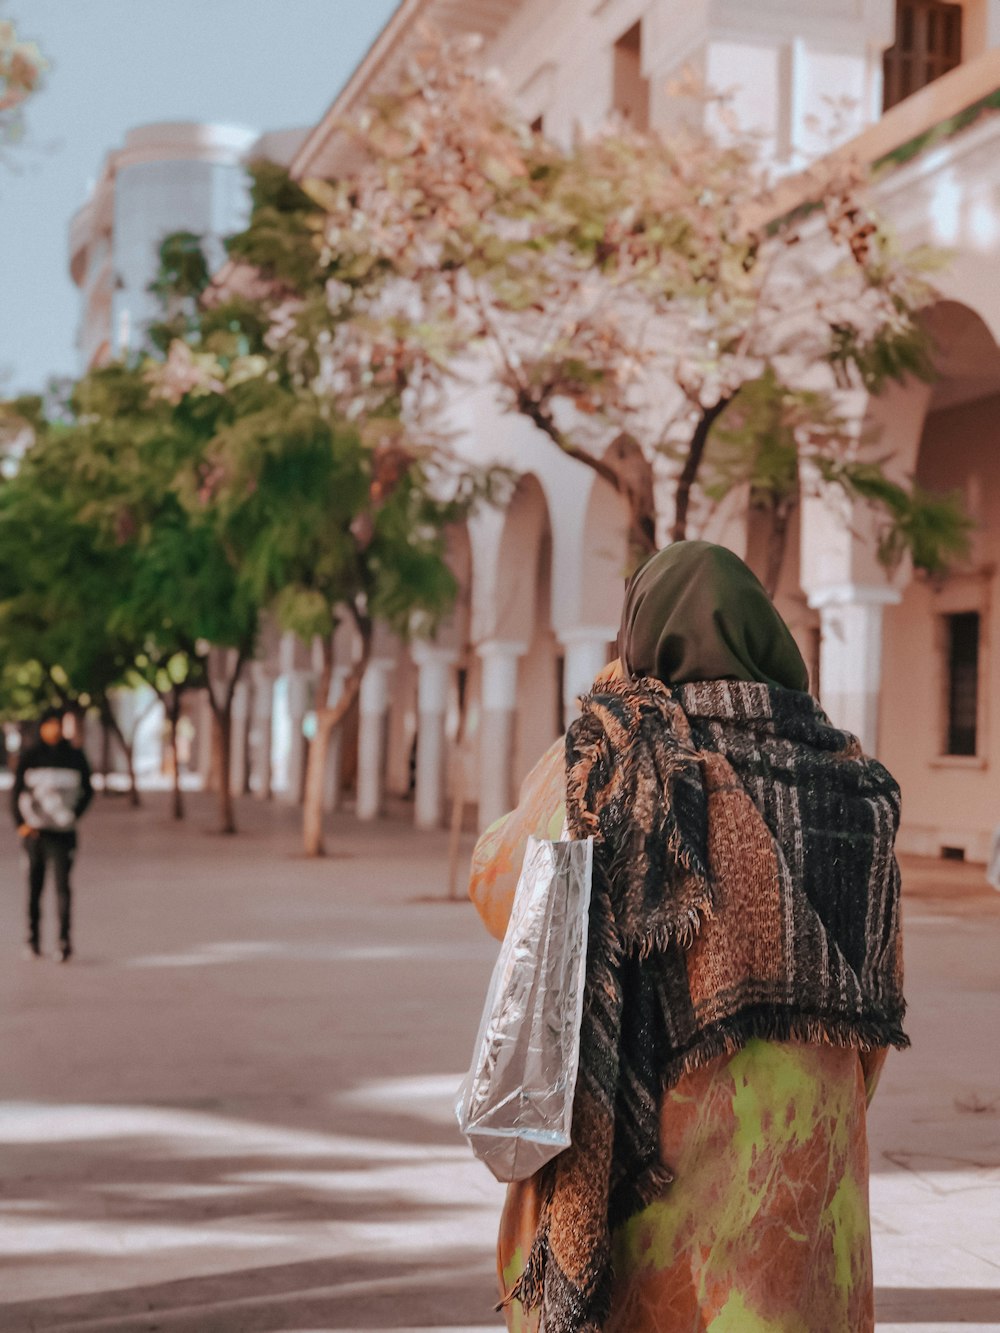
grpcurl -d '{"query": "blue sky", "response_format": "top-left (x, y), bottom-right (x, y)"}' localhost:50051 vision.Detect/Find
top-left (0, 0), bottom-right (400, 395)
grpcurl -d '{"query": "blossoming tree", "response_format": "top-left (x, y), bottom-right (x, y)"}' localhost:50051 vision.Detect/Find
top-left (281, 39), bottom-right (967, 589)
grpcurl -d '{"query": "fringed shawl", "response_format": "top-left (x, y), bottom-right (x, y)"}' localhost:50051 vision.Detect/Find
top-left (504, 677), bottom-right (907, 1333)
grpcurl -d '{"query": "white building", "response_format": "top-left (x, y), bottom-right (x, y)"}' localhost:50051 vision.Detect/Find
top-left (275, 0), bottom-right (1000, 863)
top-left (66, 5), bottom-right (1000, 862)
top-left (68, 122), bottom-right (308, 790)
top-left (69, 122), bottom-right (306, 369)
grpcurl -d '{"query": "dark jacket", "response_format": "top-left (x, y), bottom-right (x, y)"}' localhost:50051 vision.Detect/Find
top-left (12, 739), bottom-right (93, 836)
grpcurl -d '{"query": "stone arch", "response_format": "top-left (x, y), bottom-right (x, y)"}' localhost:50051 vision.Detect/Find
top-left (504, 478), bottom-right (561, 790)
top-left (472, 474), bottom-right (561, 826)
top-left (878, 296), bottom-right (1000, 859)
top-left (384, 521), bottom-right (475, 828)
top-left (579, 471), bottom-right (632, 631)
top-left (492, 473), bottom-right (551, 644)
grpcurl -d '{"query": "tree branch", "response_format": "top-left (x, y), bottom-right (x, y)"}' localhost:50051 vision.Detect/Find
top-left (670, 395), bottom-right (734, 542)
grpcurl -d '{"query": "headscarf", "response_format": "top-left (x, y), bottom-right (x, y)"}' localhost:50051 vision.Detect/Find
top-left (617, 540), bottom-right (809, 692)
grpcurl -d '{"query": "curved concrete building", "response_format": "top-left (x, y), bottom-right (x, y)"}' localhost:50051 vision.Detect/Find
top-left (69, 122), bottom-right (304, 369)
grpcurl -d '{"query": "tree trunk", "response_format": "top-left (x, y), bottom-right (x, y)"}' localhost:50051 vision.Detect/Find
top-left (203, 648), bottom-right (249, 835)
top-left (302, 632), bottom-right (370, 858)
top-left (762, 501), bottom-right (794, 599)
top-left (213, 707), bottom-right (236, 834)
top-left (100, 720), bottom-right (112, 793)
top-left (167, 691), bottom-right (184, 820)
top-left (514, 399), bottom-right (657, 566)
top-left (670, 398), bottom-right (733, 543)
top-left (302, 679), bottom-right (365, 857)
top-left (103, 702), bottom-right (141, 808)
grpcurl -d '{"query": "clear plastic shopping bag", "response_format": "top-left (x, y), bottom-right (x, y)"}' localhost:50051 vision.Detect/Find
top-left (456, 834), bottom-right (594, 1182)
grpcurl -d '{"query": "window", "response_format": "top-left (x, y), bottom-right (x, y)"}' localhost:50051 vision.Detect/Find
top-left (944, 611), bottom-right (980, 755)
top-left (613, 22), bottom-right (650, 131)
top-left (883, 0), bottom-right (962, 111)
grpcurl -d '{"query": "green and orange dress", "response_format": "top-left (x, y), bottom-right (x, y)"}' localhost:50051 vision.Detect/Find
top-left (469, 739), bottom-right (886, 1333)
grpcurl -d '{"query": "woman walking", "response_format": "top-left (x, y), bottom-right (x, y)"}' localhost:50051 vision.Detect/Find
top-left (468, 540), bottom-right (907, 1333)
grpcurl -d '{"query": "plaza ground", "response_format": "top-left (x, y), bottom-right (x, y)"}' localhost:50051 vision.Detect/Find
top-left (0, 792), bottom-right (997, 1332)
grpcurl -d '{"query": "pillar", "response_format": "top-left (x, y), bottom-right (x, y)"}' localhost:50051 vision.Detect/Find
top-left (272, 669), bottom-right (313, 804)
top-left (559, 627), bottom-right (616, 730)
top-left (356, 659), bottom-right (394, 822)
top-left (412, 645), bottom-right (456, 830)
top-left (196, 689), bottom-right (214, 788)
top-left (476, 640), bottom-right (527, 831)
top-left (807, 584), bottom-right (901, 756)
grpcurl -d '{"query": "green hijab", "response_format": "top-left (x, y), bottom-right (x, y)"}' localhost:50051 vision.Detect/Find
top-left (618, 540), bottom-right (809, 691)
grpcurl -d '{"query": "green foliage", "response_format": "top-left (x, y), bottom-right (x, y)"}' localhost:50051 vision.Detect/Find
top-left (819, 458), bottom-right (973, 576)
top-left (0, 658), bottom-right (59, 719)
top-left (0, 445), bottom-right (138, 714)
top-left (704, 370), bottom-right (972, 585)
top-left (828, 317), bottom-right (936, 393)
top-left (703, 371), bottom-right (813, 506)
top-left (0, 352), bottom-right (258, 722)
top-left (149, 230), bottom-right (211, 301)
top-left (0, 216), bottom-right (495, 735)
top-left (225, 160), bottom-right (325, 293)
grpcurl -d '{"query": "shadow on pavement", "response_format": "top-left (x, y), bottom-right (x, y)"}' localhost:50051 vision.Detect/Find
top-left (0, 1252), bottom-right (500, 1330)
top-left (876, 1286), bottom-right (1000, 1321)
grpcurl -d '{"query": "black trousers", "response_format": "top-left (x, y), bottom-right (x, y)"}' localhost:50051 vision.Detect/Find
top-left (25, 832), bottom-right (75, 948)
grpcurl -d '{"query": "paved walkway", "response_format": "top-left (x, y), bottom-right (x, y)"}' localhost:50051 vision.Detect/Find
top-left (0, 793), bottom-right (997, 1331)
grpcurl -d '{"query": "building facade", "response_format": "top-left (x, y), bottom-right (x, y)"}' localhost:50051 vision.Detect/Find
top-left (278, 0), bottom-right (1000, 862)
top-left (69, 122), bottom-right (306, 371)
top-left (68, 5), bottom-right (1000, 861)
top-left (68, 121), bottom-right (309, 790)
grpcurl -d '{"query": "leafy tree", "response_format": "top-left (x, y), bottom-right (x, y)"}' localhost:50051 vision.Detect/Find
top-left (0, 353), bottom-right (261, 830)
top-left (83, 344), bottom-right (263, 836)
top-left (280, 38), bottom-right (969, 590)
top-left (0, 420), bottom-right (147, 800)
top-left (160, 203), bottom-right (501, 854)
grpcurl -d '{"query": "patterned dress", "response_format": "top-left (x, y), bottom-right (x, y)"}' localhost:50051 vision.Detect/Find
top-left (469, 741), bottom-right (885, 1333)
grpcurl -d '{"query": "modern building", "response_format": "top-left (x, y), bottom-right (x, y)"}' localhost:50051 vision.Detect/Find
top-left (67, 121), bottom-right (308, 790)
top-left (269, 0), bottom-right (1000, 863)
top-left (69, 122), bottom-right (306, 371)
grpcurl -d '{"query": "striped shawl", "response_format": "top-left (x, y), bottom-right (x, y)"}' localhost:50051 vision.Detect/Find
top-left (505, 677), bottom-right (908, 1332)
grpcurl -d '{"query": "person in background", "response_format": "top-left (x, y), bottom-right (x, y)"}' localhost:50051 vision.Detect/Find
top-left (12, 706), bottom-right (93, 962)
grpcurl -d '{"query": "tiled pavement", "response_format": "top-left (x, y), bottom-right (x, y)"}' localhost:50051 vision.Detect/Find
top-left (0, 793), bottom-right (997, 1331)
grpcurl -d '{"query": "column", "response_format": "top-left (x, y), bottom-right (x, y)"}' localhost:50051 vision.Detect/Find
top-left (272, 670), bottom-right (313, 804)
top-left (412, 645), bottom-right (457, 830)
top-left (807, 584), bottom-right (901, 756)
top-left (195, 689), bottom-right (215, 789)
top-left (476, 640), bottom-right (527, 831)
top-left (356, 659), bottom-right (395, 822)
top-left (559, 626), bottom-right (617, 730)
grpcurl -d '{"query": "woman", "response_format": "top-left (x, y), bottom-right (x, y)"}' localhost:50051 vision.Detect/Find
top-left (468, 541), bottom-right (907, 1333)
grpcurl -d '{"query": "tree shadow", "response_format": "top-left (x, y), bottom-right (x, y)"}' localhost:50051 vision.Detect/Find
top-left (876, 1286), bottom-right (1000, 1321)
top-left (0, 1251), bottom-right (501, 1330)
